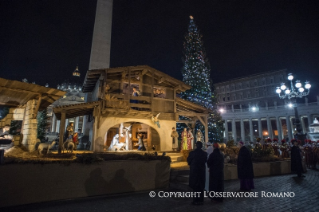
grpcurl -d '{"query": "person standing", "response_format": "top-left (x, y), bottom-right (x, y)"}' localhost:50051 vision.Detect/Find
top-left (207, 142), bottom-right (224, 202)
top-left (171, 127), bottom-right (179, 151)
top-left (205, 142), bottom-right (213, 191)
top-left (237, 141), bottom-right (255, 191)
top-left (181, 128), bottom-right (190, 150)
top-left (188, 128), bottom-right (194, 150)
top-left (291, 139), bottom-right (305, 178)
top-left (187, 141), bottom-right (207, 205)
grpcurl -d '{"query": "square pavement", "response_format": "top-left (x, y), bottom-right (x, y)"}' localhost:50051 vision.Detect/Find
top-left (3, 169), bottom-right (319, 212)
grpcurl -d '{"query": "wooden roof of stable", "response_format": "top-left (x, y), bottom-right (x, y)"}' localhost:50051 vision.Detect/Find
top-left (176, 97), bottom-right (211, 114)
top-left (0, 78), bottom-right (66, 109)
top-left (82, 65), bottom-right (191, 93)
top-left (53, 101), bottom-right (100, 120)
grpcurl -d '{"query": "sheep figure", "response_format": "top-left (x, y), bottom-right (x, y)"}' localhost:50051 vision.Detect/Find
top-left (63, 139), bottom-right (75, 153)
top-left (38, 141), bottom-right (56, 155)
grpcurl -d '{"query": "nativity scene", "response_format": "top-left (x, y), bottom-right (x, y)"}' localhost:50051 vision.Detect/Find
top-left (53, 65), bottom-right (211, 152)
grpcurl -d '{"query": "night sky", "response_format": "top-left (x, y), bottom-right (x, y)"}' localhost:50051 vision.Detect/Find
top-left (1, 0), bottom-right (319, 94)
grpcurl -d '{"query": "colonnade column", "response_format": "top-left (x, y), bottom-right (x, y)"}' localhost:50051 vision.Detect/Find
top-left (75, 116), bottom-right (80, 133)
top-left (51, 114), bottom-right (56, 133)
top-left (82, 116), bottom-right (86, 134)
top-left (276, 116), bottom-right (282, 141)
top-left (286, 116), bottom-right (293, 141)
top-left (307, 114), bottom-right (312, 127)
top-left (266, 116), bottom-right (272, 138)
top-left (258, 118), bottom-right (262, 138)
top-left (65, 119), bottom-right (69, 128)
top-left (224, 120), bottom-right (229, 142)
top-left (56, 120), bottom-right (60, 133)
top-left (240, 119), bottom-right (245, 142)
top-left (301, 117), bottom-right (306, 133)
top-left (232, 119), bottom-right (237, 141)
top-left (249, 118), bottom-right (254, 142)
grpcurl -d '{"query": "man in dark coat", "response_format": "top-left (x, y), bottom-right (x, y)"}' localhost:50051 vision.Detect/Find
top-left (291, 139), bottom-right (305, 178)
top-left (187, 141), bottom-right (207, 205)
top-left (237, 141), bottom-right (254, 190)
top-left (207, 142), bottom-right (224, 202)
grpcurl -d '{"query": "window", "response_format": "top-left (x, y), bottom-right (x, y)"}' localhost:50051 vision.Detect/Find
top-left (247, 83), bottom-right (250, 88)
top-left (63, 95), bottom-right (66, 98)
top-left (247, 93), bottom-right (251, 98)
top-left (81, 97), bottom-right (85, 100)
top-left (254, 81), bottom-right (257, 86)
top-left (270, 78), bottom-right (274, 84)
top-left (223, 97), bottom-right (225, 101)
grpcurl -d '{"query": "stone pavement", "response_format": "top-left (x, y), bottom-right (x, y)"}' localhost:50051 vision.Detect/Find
top-left (3, 170), bottom-right (319, 212)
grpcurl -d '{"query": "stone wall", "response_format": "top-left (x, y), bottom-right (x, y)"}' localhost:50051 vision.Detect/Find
top-left (224, 160), bottom-right (292, 180)
top-left (21, 99), bottom-right (38, 151)
top-left (0, 160), bottom-right (170, 207)
top-left (0, 107), bottom-right (25, 145)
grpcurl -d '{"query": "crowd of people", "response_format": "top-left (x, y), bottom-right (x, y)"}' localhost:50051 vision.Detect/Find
top-left (186, 138), bottom-right (308, 205)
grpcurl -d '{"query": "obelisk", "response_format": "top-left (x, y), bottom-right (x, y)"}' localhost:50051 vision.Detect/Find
top-left (89, 0), bottom-right (113, 69)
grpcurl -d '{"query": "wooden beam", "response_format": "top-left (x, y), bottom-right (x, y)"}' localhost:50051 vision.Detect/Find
top-left (130, 103), bottom-right (151, 108)
top-left (176, 120), bottom-right (195, 124)
top-left (33, 95), bottom-right (42, 119)
top-left (197, 115), bottom-right (206, 126)
top-left (178, 112), bottom-right (209, 116)
top-left (58, 111), bottom-right (66, 154)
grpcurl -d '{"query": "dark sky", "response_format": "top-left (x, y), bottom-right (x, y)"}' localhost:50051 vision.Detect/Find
top-left (1, 0), bottom-right (319, 91)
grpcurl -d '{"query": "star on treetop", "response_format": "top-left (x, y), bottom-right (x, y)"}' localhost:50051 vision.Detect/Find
top-left (190, 15), bottom-right (194, 20)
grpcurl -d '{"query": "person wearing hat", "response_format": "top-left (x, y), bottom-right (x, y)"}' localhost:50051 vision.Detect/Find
top-left (207, 142), bottom-right (224, 202)
top-left (205, 142), bottom-right (213, 191)
top-left (291, 139), bottom-right (305, 178)
top-left (187, 141), bottom-right (207, 205)
top-left (237, 141), bottom-right (255, 191)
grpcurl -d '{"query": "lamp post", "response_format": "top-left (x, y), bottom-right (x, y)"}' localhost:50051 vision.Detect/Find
top-left (276, 73), bottom-right (311, 142)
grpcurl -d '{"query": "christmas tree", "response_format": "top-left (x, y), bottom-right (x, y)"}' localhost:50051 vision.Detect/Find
top-left (179, 16), bottom-right (224, 143)
top-left (37, 109), bottom-right (48, 141)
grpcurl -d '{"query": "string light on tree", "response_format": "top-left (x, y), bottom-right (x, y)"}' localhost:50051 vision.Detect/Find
top-left (179, 16), bottom-right (224, 142)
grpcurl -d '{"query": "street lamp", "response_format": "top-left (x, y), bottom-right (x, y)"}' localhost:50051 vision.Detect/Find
top-left (275, 73), bottom-right (311, 142)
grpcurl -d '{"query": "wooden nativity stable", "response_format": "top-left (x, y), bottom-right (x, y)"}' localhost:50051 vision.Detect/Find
top-left (53, 65), bottom-right (211, 152)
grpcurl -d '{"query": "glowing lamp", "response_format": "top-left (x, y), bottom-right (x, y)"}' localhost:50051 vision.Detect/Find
top-left (280, 83), bottom-right (286, 90)
top-left (285, 89), bottom-right (291, 94)
top-left (288, 73), bottom-right (294, 81)
top-left (252, 107), bottom-right (256, 111)
top-left (288, 103), bottom-right (293, 108)
top-left (295, 80), bottom-right (301, 88)
top-left (305, 81), bottom-right (311, 89)
top-left (276, 87), bottom-right (281, 94)
top-left (298, 87), bottom-right (304, 92)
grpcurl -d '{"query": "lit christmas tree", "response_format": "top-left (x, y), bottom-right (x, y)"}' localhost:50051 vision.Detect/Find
top-left (179, 16), bottom-right (224, 143)
top-left (37, 109), bottom-right (48, 141)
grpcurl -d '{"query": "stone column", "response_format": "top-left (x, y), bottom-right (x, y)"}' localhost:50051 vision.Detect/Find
top-left (224, 120), bottom-right (229, 141)
top-left (305, 97), bottom-right (308, 106)
top-left (240, 119), bottom-right (245, 141)
top-left (51, 114), bottom-right (56, 133)
top-left (232, 119), bottom-right (237, 141)
top-left (21, 99), bottom-right (38, 151)
top-left (286, 116), bottom-right (293, 141)
top-left (267, 116), bottom-right (272, 138)
top-left (240, 104), bottom-right (242, 112)
top-left (258, 118), bottom-right (262, 138)
top-left (274, 101), bottom-right (277, 109)
top-left (75, 116), bottom-right (80, 133)
top-left (249, 118), bottom-right (254, 142)
top-left (232, 104), bottom-right (234, 112)
top-left (276, 116), bottom-right (282, 141)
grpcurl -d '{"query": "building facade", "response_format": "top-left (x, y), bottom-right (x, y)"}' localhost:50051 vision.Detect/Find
top-left (214, 70), bottom-right (319, 142)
